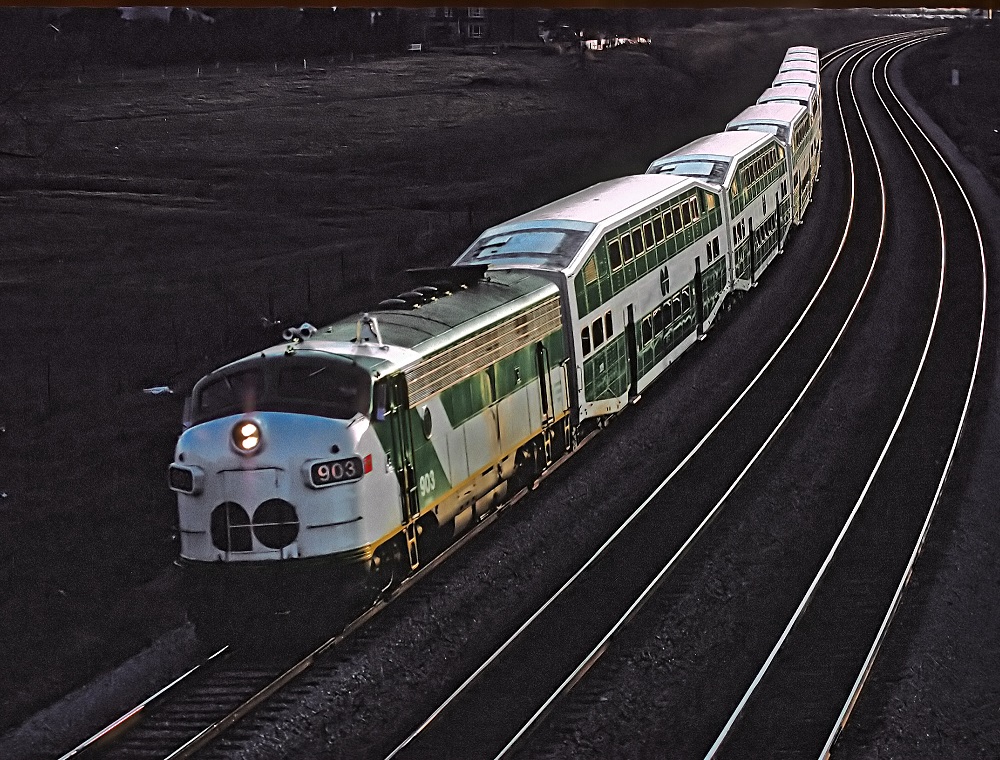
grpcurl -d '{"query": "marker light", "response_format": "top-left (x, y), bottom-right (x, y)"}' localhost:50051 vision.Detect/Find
top-left (233, 420), bottom-right (262, 454)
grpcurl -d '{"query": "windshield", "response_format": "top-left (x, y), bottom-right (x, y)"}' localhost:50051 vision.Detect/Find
top-left (193, 355), bottom-right (372, 424)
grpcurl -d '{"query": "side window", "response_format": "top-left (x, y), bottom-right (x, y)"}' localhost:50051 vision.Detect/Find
top-left (663, 210), bottom-right (675, 236)
top-left (641, 317), bottom-right (653, 346)
top-left (713, 237), bottom-right (721, 258)
top-left (672, 207), bottom-right (683, 231)
top-left (652, 216), bottom-right (664, 243)
top-left (643, 222), bottom-right (655, 249)
top-left (681, 290), bottom-right (691, 312)
top-left (705, 193), bottom-right (717, 211)
top-left (631, 229), bottom-right (644, 256)
top-left (621, 234), bottom-right (634, 263)
top-left (671, 297), bottom-right (681, 322)
top-left (581, 326), bottom-right (591, 357)
top-left (653, 307), bottom-right (664, 334)
top-left (592, 316), bottom-right (605, 348)
top-left (609, 239), bottom-right (623, 271)
top-left (604, 311), bottom-right (613, 339)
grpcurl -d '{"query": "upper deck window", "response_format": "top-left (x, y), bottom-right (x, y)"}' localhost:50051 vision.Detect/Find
top-left (456, 226), bottom-right (593, 268)
top-left (652, 159), bottom-right (729, 185)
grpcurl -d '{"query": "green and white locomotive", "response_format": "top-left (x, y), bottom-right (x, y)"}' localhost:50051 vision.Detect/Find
top-left (170, 267), bottom-right (570, 637)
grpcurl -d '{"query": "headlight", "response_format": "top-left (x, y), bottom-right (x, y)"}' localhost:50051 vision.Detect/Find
top-left (168, 464), bottom-right (204, 494)
top-left (232, 420), bottom-right (262, 455)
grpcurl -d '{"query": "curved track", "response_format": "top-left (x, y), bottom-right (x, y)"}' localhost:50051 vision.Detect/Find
top-left (54, 28), bottom-right (977, 760)
top-left (378, 30), bottom-right (957, 760)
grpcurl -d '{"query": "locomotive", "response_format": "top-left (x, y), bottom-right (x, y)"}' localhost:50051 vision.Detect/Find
top-left (169, 46), bottom-right (822, 641)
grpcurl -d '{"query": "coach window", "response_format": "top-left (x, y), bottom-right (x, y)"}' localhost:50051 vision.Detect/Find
top-left (671, 297), bottom-right (681, 322)
top-left (681, 203), bottom-right (691, 227)
top-left (652, 306), bottom-right (664, 334)
top-left (631, 229), bottom-right (644, 256)
top-left (652, 216), bottom-right (664, 244)
top-left (609, 239), bottom-right (623, 271)
top-left (662, 210), bottom-right (675, 236)
top-left (641, 317), bottom-right (652, 346)
top-left (672, 207), bottom-right (683, 232)
top-left (592, 316), bottom-right (605, 348)
top-left (621, 234), bottom-right (634, 264)
top-left (604, 311), bottom-right (613, 339)
top-left (581, 326), bottom-right (591, 357)
top-left (682, 290), bottom-right (691, 313)
top-left (643, 222), bottom-right (654, 249)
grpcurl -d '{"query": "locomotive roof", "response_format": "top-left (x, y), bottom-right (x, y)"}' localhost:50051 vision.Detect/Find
top-left (451, 174), bottom-right (698, 274)
top-left (758, 84), bottom-right (816, 106)
top-left (283, 268), bottom-right (560, 375)
top-left (727, 102), bottom-right (806, 130)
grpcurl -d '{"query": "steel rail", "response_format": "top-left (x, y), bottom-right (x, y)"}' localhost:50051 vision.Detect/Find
top-left (703, 31), bottom-right (953, 759)
top-left (818, 35), bottom-right (988, 759)
top-left (53, 646), bottom-right (229, 760)
top-left (492, 31), bottom-right (909, 760)
top-left (52, 28), bottom-right (944, 760)
top-left (383, 28), bottom-right (926, 760)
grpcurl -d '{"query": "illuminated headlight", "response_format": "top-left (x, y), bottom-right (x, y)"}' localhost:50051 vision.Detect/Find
top-left (168, 464), bottom-right (204, 495)
top-left (232, 420), bottom-right (262, 455)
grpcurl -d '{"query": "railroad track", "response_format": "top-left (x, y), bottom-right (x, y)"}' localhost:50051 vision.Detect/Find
top-left (375, 29), bottom-right (966, 760)
top-left (53, 28), bottom-right (970, 760)
top-left (703, 35), bottom-right (986, 760)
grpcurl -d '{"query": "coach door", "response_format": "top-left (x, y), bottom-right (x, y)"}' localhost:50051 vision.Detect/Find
top-left (625, 304), bottom-right (639, 400)
top-left (382, 375), bottom-right (420, 568)
top-left (694, 257), bottom-right (706, 338)
top-left (535, 343), bottom-right (556, 465)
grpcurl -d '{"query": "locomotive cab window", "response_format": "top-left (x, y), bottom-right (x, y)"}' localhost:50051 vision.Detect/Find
top-left (193, 356), bottom-right (372, 424)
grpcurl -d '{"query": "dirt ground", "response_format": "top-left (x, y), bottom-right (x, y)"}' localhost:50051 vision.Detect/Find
top-left (0, 7), bottom-right (971, 745)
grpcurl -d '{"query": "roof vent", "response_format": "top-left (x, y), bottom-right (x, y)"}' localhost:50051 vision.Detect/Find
top-left (414, 285), bottom-right (439, 300)
top-left (377, 298), bottom-right (409, 310)
top-left (396, 291), bottom-right (428, 308)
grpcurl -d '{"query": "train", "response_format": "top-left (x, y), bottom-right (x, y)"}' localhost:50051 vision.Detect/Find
top-left (169, 45), bottom-right (822, 642)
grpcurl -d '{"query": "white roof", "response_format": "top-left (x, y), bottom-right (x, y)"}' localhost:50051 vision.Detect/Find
top-left (504, 174), bottom-right (695, 226)
top-left (779, 60), bottom-right (819, 74)
top-left (787, 45), bottom-right (819, 59)
top-left (758, 84), bottom-right (816, 107)
top-left (727, 102), bottom-right (806, 130)
top-left (656, 130), bottom-right (770, 163)
top-left (773, 70), bottom-right (820, 88)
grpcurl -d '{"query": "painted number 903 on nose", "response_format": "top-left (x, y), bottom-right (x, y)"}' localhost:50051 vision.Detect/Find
top-left (308, 456), bottom-right (364, 488)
